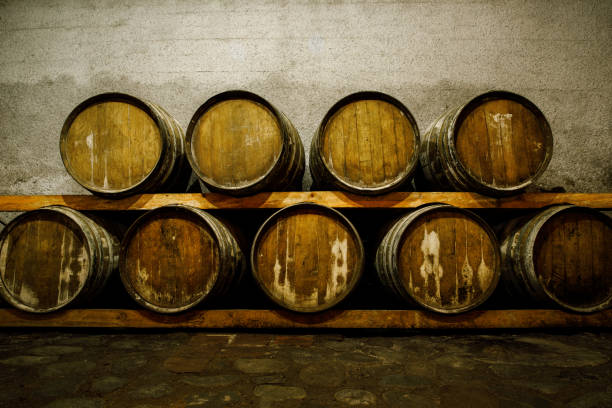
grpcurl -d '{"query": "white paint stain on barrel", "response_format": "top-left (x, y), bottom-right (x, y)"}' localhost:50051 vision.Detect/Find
top-left (420, 227), bottom-right (443, 304)
top-left (272, 256), bottom-right (318, 307)
top-left (18, 283), bottom-right (39, 307)
top-left (86, 132), bottom-right (94, 184)
top-left (488, 112), bottom-right (514, 186)
top-left (477, 234), bottom-right (493, 290)
top-left (57, 227), bottom-right (69, 303)
top-left (326, 235), bottom-right (348, 302)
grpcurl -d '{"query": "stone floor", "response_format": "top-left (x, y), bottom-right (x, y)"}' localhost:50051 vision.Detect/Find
top-left (0, 330), bottom-right (611, 408)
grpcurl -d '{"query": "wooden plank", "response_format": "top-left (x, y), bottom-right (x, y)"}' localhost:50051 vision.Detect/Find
top-left (0, 309), bottom-right (610, 329)
top-left (0, 192), bottom-right (610, 211)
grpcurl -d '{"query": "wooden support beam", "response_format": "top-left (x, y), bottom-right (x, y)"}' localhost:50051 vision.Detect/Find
top-left (0, 192), bottom-right (610, 211)
top-left (0, 309), bottom-right (610, 329)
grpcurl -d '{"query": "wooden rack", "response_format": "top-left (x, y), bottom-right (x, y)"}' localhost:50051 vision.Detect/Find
top-left (1, 192), bottom-right (611, 329)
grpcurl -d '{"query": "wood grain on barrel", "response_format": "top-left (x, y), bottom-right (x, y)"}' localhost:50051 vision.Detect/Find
top-left (253, 208), bottom-right (361, 312)
top-left (122, 211), bottom-right (220, 309)
top-left (533, 210), bottom-right (611, 309)
top-left (0, 212), bottom-right (89, 310)
top-left (455, 99), bottom-right (548, 188)
top-left (321, 99), bottom-right (415, 188)
top-left (191, 99), bottom-right (282, 188)
top-left (398, 210), bottom-right (497, 310)
top-left (63, 101), bottom-right (162, 191)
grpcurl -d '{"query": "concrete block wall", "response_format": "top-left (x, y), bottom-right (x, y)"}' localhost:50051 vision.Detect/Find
top-left (1, 0), bottom-right (610, 220)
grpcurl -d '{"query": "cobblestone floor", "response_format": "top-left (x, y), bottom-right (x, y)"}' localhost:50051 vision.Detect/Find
top-left (0, 330), bottom-right (611, 408)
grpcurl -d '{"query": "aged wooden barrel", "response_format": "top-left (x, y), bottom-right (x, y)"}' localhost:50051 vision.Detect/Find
top-left (419, 91), bottom-right (553, 196)
top-left (500, 205), bottom-right (611, 313)
top-left (251, 203), bottom-right (364, 312)
top-left (0, 206), bottom-right (119, 313)
top-left (60, 93), bottom-right (190, 196)
top-left (185, 90), bottom-right (305, 196)
top-left (120, 205), bottom-right (245, 313)
top-left (310, 92), bottom-right (420, 195)
top-left (375, 204), bottom-right (500, 313)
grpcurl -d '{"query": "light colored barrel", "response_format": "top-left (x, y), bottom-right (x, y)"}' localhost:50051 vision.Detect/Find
top-left (0, 206), bottom-right (119, 313)
top-left (310, 91), bottom-right (420, 195)
top-left (419, 91), bottom-right (553, 196)
top-left (500, 205), bottom-right (611, 313)
top-left (375, 204), bottom-right (500, 314)
top-left (60, 93), bottom-right (190, 196)
top-left (120, 205), bottom-right (245, 313)
top-left (251, 203), bottom-right (364, 312)
top-left (186, 90), bottom-right (305, 196)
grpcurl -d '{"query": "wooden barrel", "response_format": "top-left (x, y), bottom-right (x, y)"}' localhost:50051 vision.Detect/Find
top-left (419, 91), bottom-right (553, 196)
top-left (500, 205), bottom-right (611, 313)
top-left (375, 204), bottom-right (500, 314)
top-left (185, 90), bottom-right (305, 196)
top-left (251, 203), bottom-right (364, 312)
top-left (0, 206), bottom-right (119, 313)
top-left (119, 205), bottom-right (245, 313)
top-left (60, 93), bottom-right (190, 196)
top-left (310, 92), bottom-right (420, 195)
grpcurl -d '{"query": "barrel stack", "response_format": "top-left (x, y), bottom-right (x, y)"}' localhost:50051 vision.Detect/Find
top-left (1, 88), bottom-right (608, 318)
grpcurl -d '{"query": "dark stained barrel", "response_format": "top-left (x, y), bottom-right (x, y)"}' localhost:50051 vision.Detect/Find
top-left (310, 91), bottom-right (420, 195)
top-left (251, 203), bottom-right (364, 312)
top-left (419, 91), bottom-right (553, 196)
top-left (500, 205), bottom-right (611, 313)
top-left (375, 204), bottom-right (501, 314)
top-left (0, 206), bottom-right (119, 313)
top-left (186, 90), bottom-right (305, 196)
top-left (120, 205), bottom-right (245, 313)
top-left (60, 93), bottom-right (190, 196)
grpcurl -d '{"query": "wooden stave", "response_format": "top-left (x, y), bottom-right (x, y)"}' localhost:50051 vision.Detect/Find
top-left (419, 90), bottom-right (554, 197)
top-left (119, 204), bottom-right (245, 314)
top-left (0, 206), bottom-right (119, 313)
top-left (59, 92), bottom-right (190, 197)
top-left (374, 203), bottom-right (502, 314)
top-left (185, 90), bottom-right (305, 196)
top-left (499, 204), bottom-right (612, 313)
top-left (250, 202), bottom-right (365, 313)
top-left (310, 91), bottom-right (421, 195)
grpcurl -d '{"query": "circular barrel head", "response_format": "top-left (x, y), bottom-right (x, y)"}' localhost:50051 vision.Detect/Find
top-left (0, 209), bottom-right (91, 312)
top-left (317, 92), bottom-right (419, 193)
top-left (532, 207), bottom-right (611, 312)
top-left (188, 94), bottom-right (283, 191)
top-left (251, 203), bottom-right (364, 312)
top-left (60, 94), bottom-right (163, 194)
top-left (453, 91), bottom-right (552, 191)
top-left (396, 206), bottom-right (500, 313)
top-left (120, 206), bottom-right (222, 313)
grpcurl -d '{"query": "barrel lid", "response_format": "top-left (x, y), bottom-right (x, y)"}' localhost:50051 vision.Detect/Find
top-left (0, 206), bottom-right (93, 313)
top-left (393, 204), bottom-right (501, 314)
top-left (250, 202), bottom-right (364, 312)
top-left (449, 90), bottom-right (553, 193)
top-left (526, 205), bottom-right (612, 312)
top-left (186, 90), bottom-right (287, 193)
top-left (59, 92), bottom-right (167, 195)
top-left (119, 204), bottom-right (224, 313)
top-left (316, 91), bottom-right (420, 194)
